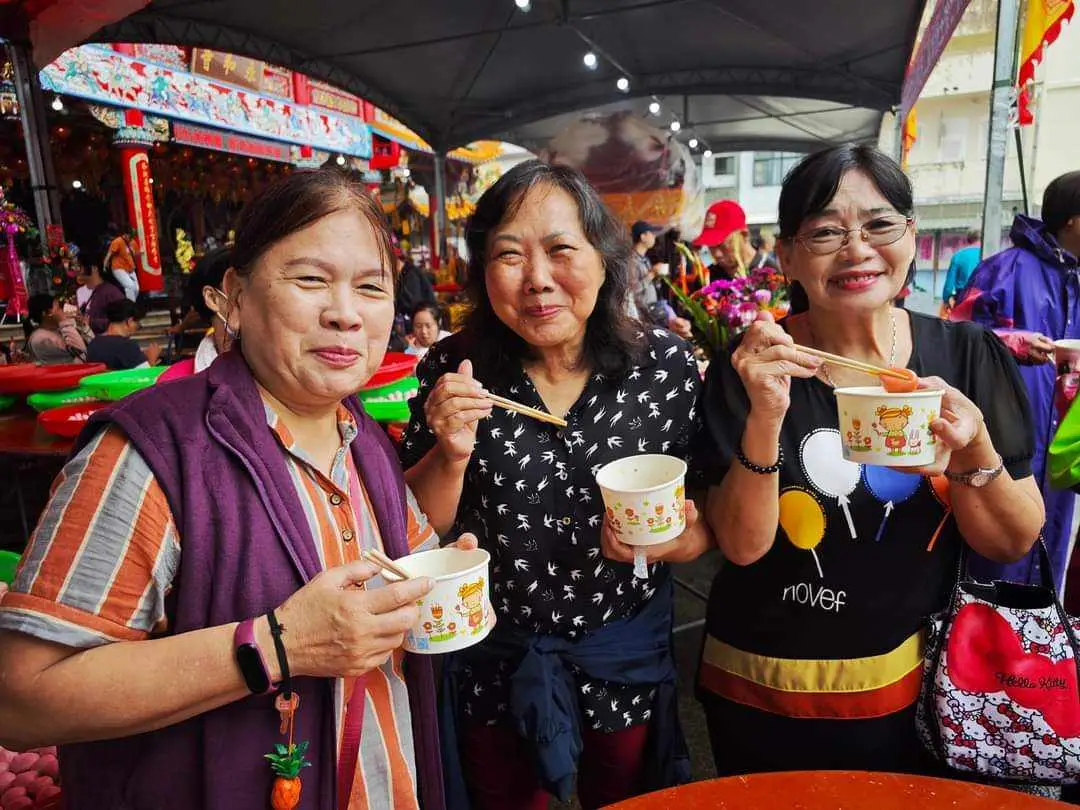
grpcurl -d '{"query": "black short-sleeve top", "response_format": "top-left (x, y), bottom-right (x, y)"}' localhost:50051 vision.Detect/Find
top-left (401, 327), bottom-right (703, 640)
top-left (694, 312), bottom-right (1035, 663)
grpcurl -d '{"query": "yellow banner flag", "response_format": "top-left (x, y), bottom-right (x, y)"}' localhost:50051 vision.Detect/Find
top-left (1018, 0), bottom-right (1075, 87)
top-left (901, 107), bottom-right (918, 170)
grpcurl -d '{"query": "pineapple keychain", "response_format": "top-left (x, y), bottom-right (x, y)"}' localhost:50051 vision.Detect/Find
top-left (264, 611), bottom-right (310, 810)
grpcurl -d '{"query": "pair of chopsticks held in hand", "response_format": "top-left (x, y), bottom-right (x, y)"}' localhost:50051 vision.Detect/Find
top-left (793, 344), bottom-right (919, 391)
top-left (361, 548), bottom-right (411, 581)
top-left (472, 350), bottom-right (911, 424)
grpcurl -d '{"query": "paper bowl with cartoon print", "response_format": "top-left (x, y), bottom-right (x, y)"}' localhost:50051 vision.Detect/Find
top-left (834, 386), bottom-right (944, 467)
top-left (392, 547), bottom-right (494, 654)
top-left (595, 454), bottom-right (687, 546)
top-left (1054, 339), bottom-right (1080, 371)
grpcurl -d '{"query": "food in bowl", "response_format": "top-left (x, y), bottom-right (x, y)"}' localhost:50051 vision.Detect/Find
top-left (880, 368), bottom-right (919, 393)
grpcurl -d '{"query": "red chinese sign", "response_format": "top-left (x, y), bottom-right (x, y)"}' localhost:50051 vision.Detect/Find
top-left (173, 122), bottom-right (292, 162)
top-left (120, 148), bottom-right (163, 292)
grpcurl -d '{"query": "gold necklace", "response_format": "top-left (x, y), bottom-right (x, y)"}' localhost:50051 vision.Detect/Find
top-left (814, 310), bottom-right (897, 388)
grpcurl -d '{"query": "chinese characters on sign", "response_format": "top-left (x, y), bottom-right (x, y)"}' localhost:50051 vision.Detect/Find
top-left (120, 148), bottom-right (163, 291)
top-left (309, 80), bottom-right (362, 117)
top-left (191, 48), bottom-right (263, 92)
top-left (172, 123), bottom-right (292, 162)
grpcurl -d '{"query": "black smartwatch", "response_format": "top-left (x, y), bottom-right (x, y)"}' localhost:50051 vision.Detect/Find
top-left (234, 617), bottom-right (273, 695)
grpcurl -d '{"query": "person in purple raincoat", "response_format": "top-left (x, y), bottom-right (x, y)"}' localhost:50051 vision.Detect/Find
top-left (951, 171), bottom-right (1080, 592)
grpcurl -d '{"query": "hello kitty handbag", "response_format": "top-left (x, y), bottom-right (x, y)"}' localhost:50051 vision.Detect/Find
top-left (916, 539), bottom-right (1080, 785)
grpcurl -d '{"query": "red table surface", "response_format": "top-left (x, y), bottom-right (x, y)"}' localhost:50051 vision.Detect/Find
top-left (0, 410), bottom-right (76, 458)
top-left (605, 772), bottom-right (1068, 810)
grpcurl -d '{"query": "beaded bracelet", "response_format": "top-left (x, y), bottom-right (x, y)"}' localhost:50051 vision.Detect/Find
top-left (735, 444), bottom-right (784, 475)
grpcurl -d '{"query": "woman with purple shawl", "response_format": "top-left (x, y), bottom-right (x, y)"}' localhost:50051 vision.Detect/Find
top-left (951, 171), bottom-right (1080, 593)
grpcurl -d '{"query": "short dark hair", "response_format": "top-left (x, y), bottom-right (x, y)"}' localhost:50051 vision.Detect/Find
top-left (463, 159), bottom-right (641, 380)
top-left (105, 299), bottom-right (140, 324)
top-left (188, 247), bottom-right (233, 321)
top-left (778, 144), bottom-right (913, 238)
top-left (966, 229), bottom-right (981, 244)
top-left (27, 294), bottom-right (55, 326)
top-left (778, 144), bottom-right (915, 312)
top-left (411, 302), bottom-right (442, 327)
top-left (230, 169), bottom-right (395, 283)
top-left (1042, 171), bottom-right (1080, 235)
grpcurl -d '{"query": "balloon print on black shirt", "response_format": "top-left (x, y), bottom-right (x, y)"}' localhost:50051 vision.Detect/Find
top-left (862, 466), bottom-right (922, 543)
top-left (800, 428), bottom-right (861, 540)
top-left (928, 475), bottom-right (953, 552)
top-left (779, 488), bottom-right (827, 579)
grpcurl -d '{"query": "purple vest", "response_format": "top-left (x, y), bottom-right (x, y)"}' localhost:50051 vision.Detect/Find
top-left (59, 350), bottom-right (444, 810)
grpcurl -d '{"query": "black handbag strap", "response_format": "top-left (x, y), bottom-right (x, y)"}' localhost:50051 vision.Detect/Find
top-left (947, 536), bottom-right (1056, 614)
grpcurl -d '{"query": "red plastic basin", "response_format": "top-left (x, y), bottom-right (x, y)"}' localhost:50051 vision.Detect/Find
top-left (0, 363), bottom-right (106, 395)
top-left (37, 401), bottom-right (109, 438)
top-left (363, 352), bottom-right (419, 391)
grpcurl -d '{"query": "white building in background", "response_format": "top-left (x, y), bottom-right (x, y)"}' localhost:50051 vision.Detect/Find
top-left (699, 150), bottom-right (802, 233)
top-left (881, 0), bottom-right (1080, 293)
top-left (697, 0), bottom-right (1079, 295)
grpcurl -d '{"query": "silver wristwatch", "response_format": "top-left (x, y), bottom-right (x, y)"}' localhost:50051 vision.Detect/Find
top-left (944, 456), bottom-right (1005, 487)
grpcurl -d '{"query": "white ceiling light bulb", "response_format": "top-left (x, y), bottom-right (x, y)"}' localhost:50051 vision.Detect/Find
top-left (583, 52), bottom-right (598, 69)
top-left (616, 77), bottom-right (630, 92)
top-left (71, 180), bottom-right (83, 190)
top-left (704, 149), bottom-right (713, 157)
top-left (648, 101), bottom-right (660, 115)
top-left (689, 138), bottom-right (699, 149)
top-left (51, 96), bottom-right (64, 111)
top-left (670, 120), bottom-right (681, 132)
top-left (514, 0), bottom-right (531, 9)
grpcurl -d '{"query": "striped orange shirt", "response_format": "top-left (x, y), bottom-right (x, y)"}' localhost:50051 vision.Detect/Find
top-left (0, 403), bottom-right (437, 810)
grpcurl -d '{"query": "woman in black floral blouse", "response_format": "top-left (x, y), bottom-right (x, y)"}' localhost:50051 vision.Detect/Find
top-left (401, 160), bottom-right (710, 810)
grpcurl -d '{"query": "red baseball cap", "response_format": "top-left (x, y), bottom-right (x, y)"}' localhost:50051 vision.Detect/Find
top-left (694, 200), bottom-right (747, 247)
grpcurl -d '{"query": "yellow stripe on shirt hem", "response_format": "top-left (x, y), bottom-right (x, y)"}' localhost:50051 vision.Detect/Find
top-left (701, 631), bottom-right (924, 694)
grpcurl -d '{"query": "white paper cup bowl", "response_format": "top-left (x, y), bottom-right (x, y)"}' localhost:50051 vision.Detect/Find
top-left (595, 454), bottom-right (687, 546)
top-left (393, 547), bottom-right (494, 655)
top-left (834, 386), bottom-right (945, 467)
top-left (1055, 339), bottom-right (1080, 370)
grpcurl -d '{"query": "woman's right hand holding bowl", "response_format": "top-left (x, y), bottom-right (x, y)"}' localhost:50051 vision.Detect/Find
top-left (273, 561), bottom-right (435, 679)
top-left (424, 359), bottom-right (493, 463)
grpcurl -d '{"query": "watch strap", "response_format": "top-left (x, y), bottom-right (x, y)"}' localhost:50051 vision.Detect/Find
top-left (944, 455), bottom-right (1004, 486)
top-left (234, 617), bottom-right (273, 695)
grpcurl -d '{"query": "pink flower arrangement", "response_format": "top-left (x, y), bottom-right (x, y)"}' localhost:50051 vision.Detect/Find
top-left (662, 267), bottom-right (789, 358)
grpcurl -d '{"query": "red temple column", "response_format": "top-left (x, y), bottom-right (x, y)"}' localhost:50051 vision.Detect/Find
top-left (115, 127), bottom-right (164, 292)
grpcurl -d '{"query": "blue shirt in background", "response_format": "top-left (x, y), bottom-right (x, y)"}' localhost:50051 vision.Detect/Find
top-left (941, 243), bottom-right (981, 301)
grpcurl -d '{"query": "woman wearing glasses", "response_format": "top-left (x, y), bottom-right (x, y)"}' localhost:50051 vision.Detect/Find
top-left (693, 145), bottom-right (1043, 775)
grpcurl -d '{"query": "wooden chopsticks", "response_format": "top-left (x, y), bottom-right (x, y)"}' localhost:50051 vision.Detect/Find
top-left (792, 344), bottom-right (912, 382)
top-left (484, 392), bottom-right (568, 428)
top-left (362, 548), bottom-right (411, 580)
